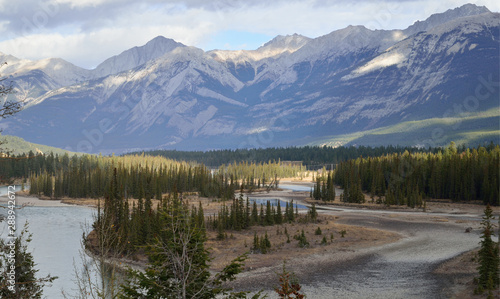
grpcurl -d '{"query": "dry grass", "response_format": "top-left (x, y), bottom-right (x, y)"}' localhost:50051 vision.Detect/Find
top-left (432, 218), bottom-right (450, 222)
top-left (206, 214), bottom-right (400, 272)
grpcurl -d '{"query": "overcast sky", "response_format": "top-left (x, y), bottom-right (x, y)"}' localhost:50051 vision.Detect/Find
top-left (0, 0), bottom-right (498, 69)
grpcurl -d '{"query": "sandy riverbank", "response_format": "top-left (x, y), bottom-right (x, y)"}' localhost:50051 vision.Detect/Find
top-left (228, 185), bottom-right (498, 298)
top-left (224, 209), bottom-right (489, 298)
top-left (0, 194), bottom-right (78, 207)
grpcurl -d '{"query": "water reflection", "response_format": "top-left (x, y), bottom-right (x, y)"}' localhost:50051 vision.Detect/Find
top-left (0, 184), bottom-right (27, 196)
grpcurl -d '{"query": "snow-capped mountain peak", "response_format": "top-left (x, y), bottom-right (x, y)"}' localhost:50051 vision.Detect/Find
top-left (345, 10), bottom-right (498, 80)
top-left (92, 36), bottom-right (185, 79)
top-left (257, 33), bottom-right (311, 54)
top-left (209, 34), bottom-right (311, 63)
top-left (405, 3), bottom-right (490, 35)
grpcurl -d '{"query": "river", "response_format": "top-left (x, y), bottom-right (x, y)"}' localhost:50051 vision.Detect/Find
top-left (0, 192), bottom-right (94, 298)
top-left (0, 184), bottom-right (28, 197)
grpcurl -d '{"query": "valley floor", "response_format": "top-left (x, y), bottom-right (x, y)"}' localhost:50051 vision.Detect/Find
top-left (7, 185), bottom-right (499, 298)
top-left (227, 183), bottom-right (498, 298)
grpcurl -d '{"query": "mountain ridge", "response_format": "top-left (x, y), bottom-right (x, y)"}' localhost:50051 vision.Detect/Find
top-left (0, 3), bottom-right (498, 153)
top-left (405, 3), bottom-right (490, 35)
top-left (92, 36), bottom-right (186, 79)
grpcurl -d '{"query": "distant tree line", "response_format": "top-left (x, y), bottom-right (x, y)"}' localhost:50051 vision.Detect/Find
top-left (0, 152), bottom-right (301, 200)
top-left (0, 151), bottom-right (55, 181)
top-left (27, 154), bottom-right (237, 200)
top-left (127, 144), bottom-right (448, 167)
top-left (334, 143), bottom-right (500, 206)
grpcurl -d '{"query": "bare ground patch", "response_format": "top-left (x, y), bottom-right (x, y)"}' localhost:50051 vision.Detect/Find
top-left (206, 214), bottom-right (401, 291)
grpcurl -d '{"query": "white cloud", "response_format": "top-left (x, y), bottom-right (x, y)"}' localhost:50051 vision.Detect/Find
top-left (0, 22), bottom-right (214, 69)
top-left (53, 0), bottom-right (112, 8)
top-left (0, 0), bottom-right (498, 68)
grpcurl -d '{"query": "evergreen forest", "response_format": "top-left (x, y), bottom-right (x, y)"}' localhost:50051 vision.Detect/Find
top-left (332, 143), bottom-right (499, 206)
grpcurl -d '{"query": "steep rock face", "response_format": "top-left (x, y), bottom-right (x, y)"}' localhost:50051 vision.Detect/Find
top-left (0, 54), bottom-right (92, 87)
top-left (404, 3), bottom-right (490, 35)
top-left (208, 34), bottom-right (311, 83)
top-left (0, 53), bottom-right (93, 104)
top-left (1, 4), bottom-right (498, 153)
top-left (91, 36), bottom-right (186, 79)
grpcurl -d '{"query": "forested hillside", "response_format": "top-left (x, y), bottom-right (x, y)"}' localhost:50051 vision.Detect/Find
top-left (332, 143), bottom-right (499, 206)
top-left (0, 135), bottom-right (80, 156)
top-left (0, 152), bottom-right (302, 198)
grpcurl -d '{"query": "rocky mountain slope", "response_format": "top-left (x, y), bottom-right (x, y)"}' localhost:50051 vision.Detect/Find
top-left (0, 4), bottom-right (498, 153)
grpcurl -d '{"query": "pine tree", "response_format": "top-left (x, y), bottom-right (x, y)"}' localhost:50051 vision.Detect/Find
top-left (276, 201), bottom-right (283, 224)
top-left (315, 227), bottom-right (322, 235)
top-left (260, 232), bottom-right (271, 254)
top-left (288, 201), bottom-right (295, 222)
top-left (274, 261), bottom-right (305, 299)
top-left (294, 230), bottom-right (309, 248)
top-left (265, 200), bottom-right (274, 225)
top-left (251, 201), bottom-right (259, 225)
top-left (308, 204), bottom-right (317, 222)
top-left (0, 223), bottom-right (57, 298)
top-left (253, 232), bottom-right (259, 252)
top-left (314, 177), bottom-right (321, 200)
top-left (259, 204), bottom-right (265, 226)
top-left (475, 204), bottom-right (499, 294)
top-left (197, 202), bottom-right (206, 234)
top-left (326, 172), bottom-right (335, 201)
top-left (321, 181), bottom-right (326, 201)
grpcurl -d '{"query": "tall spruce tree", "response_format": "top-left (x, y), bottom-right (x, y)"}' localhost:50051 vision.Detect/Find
top-left (274, 261), bottom-right (305, 299)
top-left (0, 223), bottom-right (57, 298)
top-left (475, 204), bottom-right (499, 294)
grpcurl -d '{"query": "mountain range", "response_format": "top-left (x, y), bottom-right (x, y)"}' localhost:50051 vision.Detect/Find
top-left (0, 3), bottom-right (498, 153)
